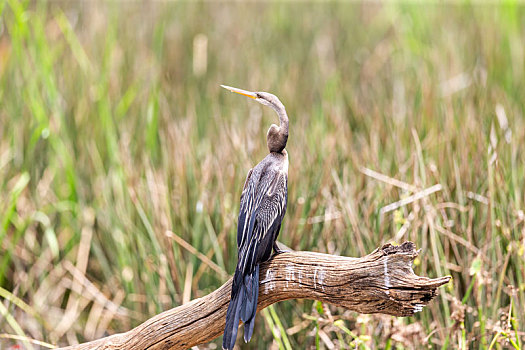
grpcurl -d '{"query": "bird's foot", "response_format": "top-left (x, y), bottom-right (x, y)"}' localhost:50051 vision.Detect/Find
top-left (272, 248), bottom-right (288, 256)
top-left (272, 242), bottom-right (291, 256)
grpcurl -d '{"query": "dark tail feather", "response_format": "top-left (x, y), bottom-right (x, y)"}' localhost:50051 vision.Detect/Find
top-left (223, 265), bottom-right (260, 349)
top-left (242, 265), bottom-right (259, 342)
top-left (223, 271), bottom-right (245, 350)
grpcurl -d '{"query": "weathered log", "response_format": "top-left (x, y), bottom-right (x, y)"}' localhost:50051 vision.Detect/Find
top-left (61, 242), bottom-right (450, 350)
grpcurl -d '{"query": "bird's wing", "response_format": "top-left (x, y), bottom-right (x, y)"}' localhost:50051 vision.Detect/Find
top-left (237, 168), bottom-right (253, 247)
top-left (238, 168), bottom-right (287, 275)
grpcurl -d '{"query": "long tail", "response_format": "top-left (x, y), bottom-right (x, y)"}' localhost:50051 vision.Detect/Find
top-left (222, 265), bottom-right (260, 349)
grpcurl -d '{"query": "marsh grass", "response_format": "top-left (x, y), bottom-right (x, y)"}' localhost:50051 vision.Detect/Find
top-left (0, 1), bottom-right (524, 349)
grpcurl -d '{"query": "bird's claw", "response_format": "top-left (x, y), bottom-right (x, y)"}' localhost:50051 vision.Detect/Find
top-left (272, 242), bottom-right (291, 256)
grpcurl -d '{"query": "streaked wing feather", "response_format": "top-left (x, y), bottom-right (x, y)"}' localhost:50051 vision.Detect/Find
top-left (237, 168), bottom-right (253, 247)
top-left (238, 169), bottom-right (287, 274)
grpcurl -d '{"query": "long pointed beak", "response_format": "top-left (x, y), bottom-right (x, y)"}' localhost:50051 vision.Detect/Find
top-left (220, 85), bottom-right (257, 99)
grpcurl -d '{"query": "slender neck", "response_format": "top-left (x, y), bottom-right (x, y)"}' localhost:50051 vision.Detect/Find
top-left (267, 102), bottom-right (289, 153)
top-left (276, 105), bottom-right (289, 138)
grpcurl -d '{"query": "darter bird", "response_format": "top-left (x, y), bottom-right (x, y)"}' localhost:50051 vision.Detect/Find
top-left (221, 85), bottom-right (289, 350)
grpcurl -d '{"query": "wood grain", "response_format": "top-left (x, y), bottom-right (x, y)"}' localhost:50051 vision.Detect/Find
top-left (61, 242), bottom-right (450, 350)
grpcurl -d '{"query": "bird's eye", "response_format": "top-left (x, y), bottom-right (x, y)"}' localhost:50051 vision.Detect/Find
top-left (255, 93), bottom-right (261, 99)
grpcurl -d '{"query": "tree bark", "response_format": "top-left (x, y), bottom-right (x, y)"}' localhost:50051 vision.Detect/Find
top-left (61, 242), bottom-right (450, 350)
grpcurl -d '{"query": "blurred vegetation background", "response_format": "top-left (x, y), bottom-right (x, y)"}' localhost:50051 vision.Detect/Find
top-left (1, 1), bottom-right (524, 349)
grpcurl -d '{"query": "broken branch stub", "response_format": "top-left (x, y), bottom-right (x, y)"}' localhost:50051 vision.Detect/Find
top-left (61, 242), bottom-right (450, 350)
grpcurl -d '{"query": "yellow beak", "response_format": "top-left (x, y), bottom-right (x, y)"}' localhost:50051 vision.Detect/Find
top-left (220, 85), bottom-right (257, 99)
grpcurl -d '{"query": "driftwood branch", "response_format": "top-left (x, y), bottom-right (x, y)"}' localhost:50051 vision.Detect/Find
top-left (62, 242), bottom-right (450, 350)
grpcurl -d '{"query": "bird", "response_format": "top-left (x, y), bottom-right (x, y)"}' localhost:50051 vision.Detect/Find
top-left (221, 85), bottom-right (289, 350)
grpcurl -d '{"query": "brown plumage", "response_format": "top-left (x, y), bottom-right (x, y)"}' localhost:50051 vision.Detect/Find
top-left (221, 85), bottom-right (289, 350)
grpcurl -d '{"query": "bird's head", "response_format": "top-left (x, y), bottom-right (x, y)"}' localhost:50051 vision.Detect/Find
top-left (220, 85), bottom-right (285, 112)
